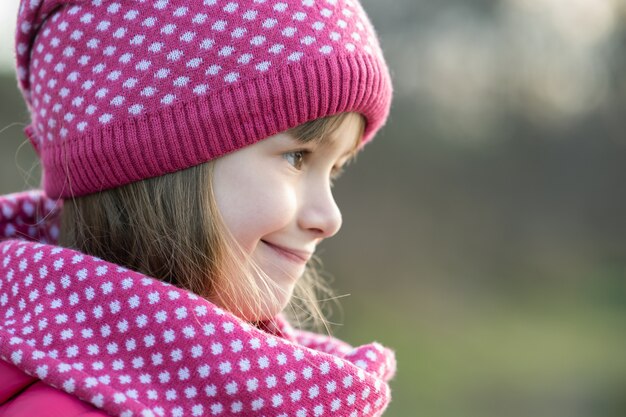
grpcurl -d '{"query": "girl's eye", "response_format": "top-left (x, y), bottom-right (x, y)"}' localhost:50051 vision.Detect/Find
top-left (284, 151), bottom-right (306, 170)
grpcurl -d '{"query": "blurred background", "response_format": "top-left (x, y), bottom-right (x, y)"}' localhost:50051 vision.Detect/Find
top-left (1, 1), bottom-right (626, 416)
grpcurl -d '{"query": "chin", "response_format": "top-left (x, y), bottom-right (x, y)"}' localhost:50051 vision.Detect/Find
top-left (218, 288), bottom-right (293, 323)
top-left (230, 302), bottom-right (286, 323)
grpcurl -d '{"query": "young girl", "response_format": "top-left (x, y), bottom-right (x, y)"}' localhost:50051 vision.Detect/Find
top-left (0, 0), bottom-right (395, 416)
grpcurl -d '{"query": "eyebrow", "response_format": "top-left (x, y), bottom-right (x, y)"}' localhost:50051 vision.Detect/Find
top-left (290, 128), bottom-right (362, 162)
top-left (311, 138), bottom-right (360, 164)
top-left (340, 147), bottom-right (359, 161)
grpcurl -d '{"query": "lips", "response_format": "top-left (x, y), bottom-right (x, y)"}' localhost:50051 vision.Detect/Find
top-left (261, 241), bottom-right (312, 264)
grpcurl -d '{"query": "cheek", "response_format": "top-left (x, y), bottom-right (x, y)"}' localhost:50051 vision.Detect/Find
top-left (215, 172), bottom-right (297, 252)
top-left (244, 186), bottom-right (296, 241)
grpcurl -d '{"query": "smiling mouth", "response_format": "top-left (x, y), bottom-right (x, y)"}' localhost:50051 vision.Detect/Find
top-left (261, 241), bottom-right (311, 264)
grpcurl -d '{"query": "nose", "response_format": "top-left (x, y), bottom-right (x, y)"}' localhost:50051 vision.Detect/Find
top-left (298, 179), bottom-right (343, 239)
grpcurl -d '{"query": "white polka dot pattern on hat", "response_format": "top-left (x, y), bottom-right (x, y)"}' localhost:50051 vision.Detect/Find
top-left (15, 0), bottom-right (393, 199)
top-left (16, 0), bottom-right (383, 146)
top-left (0, 190), bottom-right (395, 417)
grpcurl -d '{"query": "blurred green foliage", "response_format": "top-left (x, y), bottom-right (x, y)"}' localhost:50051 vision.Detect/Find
top-left (1, 1), bottom-right (626, 416)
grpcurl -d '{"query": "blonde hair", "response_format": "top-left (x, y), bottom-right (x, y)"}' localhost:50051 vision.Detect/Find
top-left (59, 112), bottom-right (364, 331)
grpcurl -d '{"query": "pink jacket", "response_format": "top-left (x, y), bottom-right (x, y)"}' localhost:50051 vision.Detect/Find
top-left (0, 359), bottom-right (107, 416)
top-left (0, 191), bottom-right (396, 417)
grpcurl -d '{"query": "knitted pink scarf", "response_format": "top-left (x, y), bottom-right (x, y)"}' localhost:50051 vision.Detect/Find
top-left (0, 191), bottom-right (395, 417)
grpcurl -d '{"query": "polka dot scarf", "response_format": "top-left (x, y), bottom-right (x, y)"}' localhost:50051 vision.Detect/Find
top-left (0, 191), bottom-right (396, 416)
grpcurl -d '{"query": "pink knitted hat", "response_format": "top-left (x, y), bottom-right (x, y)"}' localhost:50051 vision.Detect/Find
top-left (15, 0), bottom-right (392, 199)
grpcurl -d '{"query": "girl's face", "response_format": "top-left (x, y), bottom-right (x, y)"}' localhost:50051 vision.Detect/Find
top-left (212, 113), bottom-right (363, 321)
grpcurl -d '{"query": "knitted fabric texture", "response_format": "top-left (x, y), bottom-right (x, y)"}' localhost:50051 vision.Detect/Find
top-left (0, 190), bottom-right (396, 417)
top-left (15, 0), bottom-right (393, 198)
